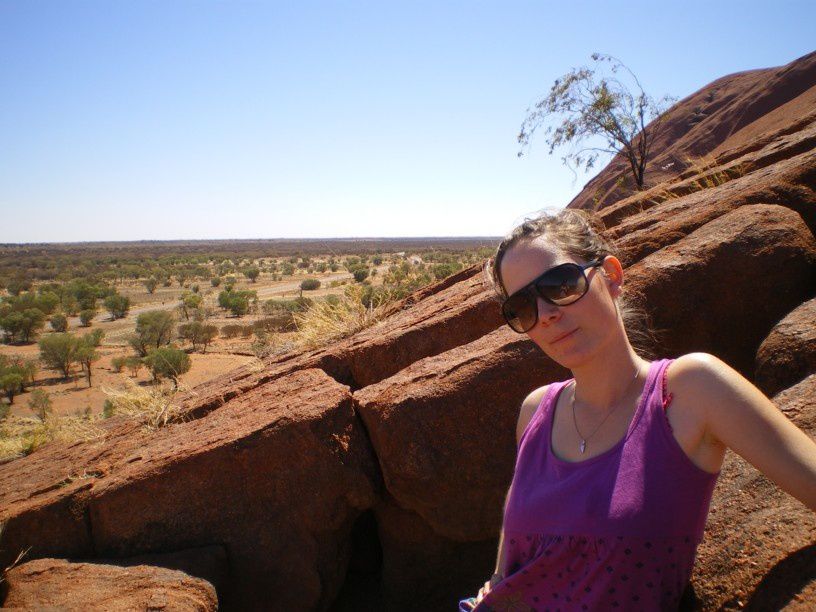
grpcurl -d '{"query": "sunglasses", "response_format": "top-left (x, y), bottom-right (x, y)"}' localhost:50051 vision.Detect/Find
top-left (501, 259), bottom-right (604, 333)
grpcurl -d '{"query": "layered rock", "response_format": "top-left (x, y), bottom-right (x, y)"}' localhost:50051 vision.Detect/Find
top-left (625, 204), bottom-right (816, 378)
top-left (755, 298), bottom-right (816, 396)
top-left (1, 558), bottom-right (218, 611)
top-left (0, 369), bottom-right (380, 610)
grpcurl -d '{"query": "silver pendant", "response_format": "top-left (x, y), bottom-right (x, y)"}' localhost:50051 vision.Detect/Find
top-left (579, 439), bottom-right (586, 454)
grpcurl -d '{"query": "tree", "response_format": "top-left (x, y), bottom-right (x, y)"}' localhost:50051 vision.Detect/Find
top-left (244, 267), bottom-right (260, 283)
top-left (27, 388), bottom-right (52, 420)
top-left (125, 355), bottom-right (143, 378)
top-left (130, 310), bottom-right (175, 357)
top-left (0, 373), bottom-right (23, 404)
top-left (144, 277), bottom-right (158, 294)
top-left (178, 292), bottom-right (202, 320)
top-left (50, 313), bottom-right (68, 332)
top-left (111, 356), bottom-right (127, 373)
top-left (104, 294), bottom-right (131, 320)
top-left (38, 333), bottom-right (80, 379)
top-left (144, 345), bottom-right (191, 387)
top-left (79, 309), bottom-right (96, 327)
top-left (518, 53), bottom-right (675, 190)
top-left (75, 341), bottom-right (99, 387)
top-left (178, 321), bottom-right (219, 353)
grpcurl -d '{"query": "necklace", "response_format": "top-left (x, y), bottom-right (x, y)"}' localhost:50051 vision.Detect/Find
top-left (571, 365), bottom-right (641, 454)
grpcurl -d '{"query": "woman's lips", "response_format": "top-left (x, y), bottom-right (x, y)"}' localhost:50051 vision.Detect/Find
top-left (551, 328), bottom-right (578, 344)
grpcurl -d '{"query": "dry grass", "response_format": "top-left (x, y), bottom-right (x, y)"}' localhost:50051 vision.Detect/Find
top-left (292, 284), bottom-right (391, 350)
top-left (0, 412), bottom-right (106, 463)
top-left (647, 154), bottom-right (746, 207)
top-left (100, 379), bottom-right (193, 430)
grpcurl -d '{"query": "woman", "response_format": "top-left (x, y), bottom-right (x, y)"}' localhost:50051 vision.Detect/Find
top-left (459, 209), bottom-right (816, 611)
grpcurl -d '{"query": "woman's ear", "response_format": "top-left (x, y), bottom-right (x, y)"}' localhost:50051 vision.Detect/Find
top-left (601, 256), bottom-right (624, 297)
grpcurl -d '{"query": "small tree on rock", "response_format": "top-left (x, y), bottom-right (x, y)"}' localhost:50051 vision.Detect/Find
top-left (518, 53), bottom-right (676, 191)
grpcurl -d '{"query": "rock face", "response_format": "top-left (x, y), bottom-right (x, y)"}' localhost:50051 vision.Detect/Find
top-left (755, 298), bottom-right (816, 396)
top-left (1, 55), bottom-right (816, 611)
top-left (1, 558), bottom-right (219, 611)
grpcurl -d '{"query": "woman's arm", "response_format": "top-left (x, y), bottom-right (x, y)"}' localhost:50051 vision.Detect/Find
top-left (672, 352), bottom-right (816, 511)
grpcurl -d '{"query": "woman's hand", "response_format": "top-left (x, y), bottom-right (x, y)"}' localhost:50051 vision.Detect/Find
top-left (475, 573), bottom-right (504, 604)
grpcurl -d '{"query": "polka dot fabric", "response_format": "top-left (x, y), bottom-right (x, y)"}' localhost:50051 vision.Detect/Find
top-left (459, 360), bottom-right (720, 612)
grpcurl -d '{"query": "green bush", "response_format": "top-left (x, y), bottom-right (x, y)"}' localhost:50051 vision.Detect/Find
top-left (129, 310), bottom-right (175, 357)
top-left (300, 278), bottom-right (321, 291)
top-left (50, 313), bottom-right (68, 332)
top-left (144, 345), bottom-right (191, 386)
top-left (27, 389), bottom-right (52, 420)
top-left (79, 309), bottom-right (96, 327)
top-left (103, 294), bottom-right (130, 319)
top-left (111, 356), bottom-right (127, 373)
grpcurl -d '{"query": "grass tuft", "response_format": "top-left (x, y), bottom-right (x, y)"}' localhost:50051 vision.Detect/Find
top-left (100, 379), bottom-right (193, 430)
top-left (292, 284), bottom-right (391, 350)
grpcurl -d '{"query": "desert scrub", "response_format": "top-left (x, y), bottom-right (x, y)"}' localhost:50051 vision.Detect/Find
top-left (0, 413), bottom-right (105, 463)
top-left (100, 379), bottom-right (193, 430)
top-left (292, 284), bottom-right (391, 349)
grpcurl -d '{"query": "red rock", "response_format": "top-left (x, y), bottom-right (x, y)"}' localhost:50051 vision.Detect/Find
top-left (355, 326), bottom-right (566, 542)
top-left (755, 298), bottom-right (816, 396)
top-left (1, 558), bottom-right (218, 611)
top-left (692, 374), bottom-right (816, 610)
top-left (624, 204), bottom-right (816, 378)
top-left (0, 369), bottom-right (380, 611)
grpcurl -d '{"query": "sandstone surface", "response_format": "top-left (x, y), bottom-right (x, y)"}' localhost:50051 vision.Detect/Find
top-left (1, 558), bottom-right (218, 611)
top-left (755, 298), bottom-right (816, 396)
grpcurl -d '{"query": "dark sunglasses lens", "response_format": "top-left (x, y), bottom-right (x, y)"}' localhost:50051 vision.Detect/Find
top-left (535, 264), bottom-right (587, 305)
top-left (503, 291), bottom-right (537, 333)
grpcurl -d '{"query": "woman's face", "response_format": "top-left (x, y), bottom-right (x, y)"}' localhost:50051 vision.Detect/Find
top-left (499, 236), bottom-right (624, 369)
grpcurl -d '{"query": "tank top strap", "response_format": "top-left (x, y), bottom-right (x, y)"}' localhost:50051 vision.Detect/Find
top-left (517, 379), bottom-right (573, 451)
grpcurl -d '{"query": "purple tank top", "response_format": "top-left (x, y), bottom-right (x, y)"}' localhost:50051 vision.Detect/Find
top-left (460, 359), bottom-right (720, 612)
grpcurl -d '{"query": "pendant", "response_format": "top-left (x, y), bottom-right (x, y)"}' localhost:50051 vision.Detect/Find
top-left (579, 439), bottom-right (586, 454)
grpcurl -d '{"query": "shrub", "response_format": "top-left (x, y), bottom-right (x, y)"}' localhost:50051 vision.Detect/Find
top-left (27, 389), bottom-right (52, 420)
top-left (244, 267), bottom-right (260, 282)
top-left (143, 346), bottom-right (191, 387)
top-left (38, 333), bottom-right (80, 379)
top-left (0, 373), bottom-right (23, 404)
top-left (103, 294), bottom-right (130, 319)
top-left (129, 310), bottom-right (175, 357)
top-left (79, 309), bottom-right (96, 327)
top-left (111, 356), bottom-right (127, 373)
top-left (220, 324), bottom-right (243, 339)
top-left (49, 314), bottom-right (68, 332)
top-left (125, 355), bottom-right (144, 377)
top-left (240, 325), bottom-right (255, 339)
top-left (352, 268), bottom-right (369, 283)
top-left (211, 276), bottom-right (222, 287)
top-left (144, 278), bottom-right (158, 294)
top-left (300, 278), bottom-right (321, 291)
top-left (178, 321), bottom-right (219, 353)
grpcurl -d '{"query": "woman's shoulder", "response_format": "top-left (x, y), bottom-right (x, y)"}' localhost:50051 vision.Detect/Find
top-left (516, 384), bottom-right (551, 445)
top-left (665, 352), bottom-right (738, 395)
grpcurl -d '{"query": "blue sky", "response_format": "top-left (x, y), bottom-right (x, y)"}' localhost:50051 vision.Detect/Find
top-left (2, 1), bottom-right (814, 243)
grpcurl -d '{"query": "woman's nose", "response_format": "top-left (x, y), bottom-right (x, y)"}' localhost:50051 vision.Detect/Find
top-left (536, 296), bottom-right (561, 326)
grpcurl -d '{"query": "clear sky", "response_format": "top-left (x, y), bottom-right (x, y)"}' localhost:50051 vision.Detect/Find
top-left (2, 1), bottom-right (814, 243)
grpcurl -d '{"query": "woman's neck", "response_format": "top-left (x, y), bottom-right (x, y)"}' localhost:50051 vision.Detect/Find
top-left (569, 339), bottom-right (650, 413)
